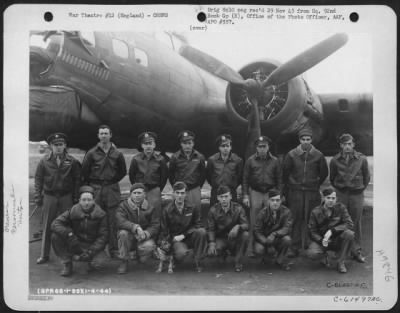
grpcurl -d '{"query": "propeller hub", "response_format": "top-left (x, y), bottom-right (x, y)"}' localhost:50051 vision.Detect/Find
top-left (244, 79), bottom-right (263, 98)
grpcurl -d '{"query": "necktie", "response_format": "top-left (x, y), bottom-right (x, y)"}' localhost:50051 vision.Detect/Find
top-left (56, 157), bottom-right (61, 166)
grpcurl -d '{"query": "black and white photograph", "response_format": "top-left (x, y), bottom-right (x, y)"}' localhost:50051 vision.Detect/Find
top-left (3, 4), bottom-right (397, 311)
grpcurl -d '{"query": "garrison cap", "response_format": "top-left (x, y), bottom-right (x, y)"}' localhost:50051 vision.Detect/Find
top-left (339, 133), bottom-right (354, 143)
top-left (130, 183), bottom-right (146, 193)
top-left (178, 130), bottom-right (195, 142)
top-left (216, 134), bottom-right (232, 146)
top-left (79, 185), bottom-right (95, 196)
top-left (172, 181), bottom-right (187, 191)
top-left (138, 131), bottom-right (157, 144)
top-left (217, 185), bottom-right (231, 196)
top-left (255, 135), bottom-right (272, 146)
top-left (47, 133), bottom-right (67, 145)
top-left (268, 188), bottom-right (281, 198)
top-left (298, 127), bottom-right (313, 138)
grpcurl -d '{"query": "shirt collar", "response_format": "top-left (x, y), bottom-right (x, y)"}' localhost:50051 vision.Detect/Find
top-left (218, 152), bottom-right (232, 161)
top-left (128, 198), bottom-right (149, 211)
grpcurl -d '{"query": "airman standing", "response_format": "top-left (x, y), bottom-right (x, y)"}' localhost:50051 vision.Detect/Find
top-left (34, 133), bottom-right (81, 264)
top-left (129, 131), bottom-right (168, 211)
top-left (206, 134), bottom-right (243, 205)
top-left (329, 133), bottom-right (370, 263)
top-left (81, 125), bottom-right (127, 258)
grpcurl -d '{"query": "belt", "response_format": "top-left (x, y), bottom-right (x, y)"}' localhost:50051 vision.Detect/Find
top-left (336, 188), bottom-right (364, 195)
top-left (44, 190), bottom-right (71, 197)
top-left (89, 180), bottom-right (115, 186)
top-left (186, 184), bottom-right (199, 191)
top-left (250, 185), bottom-right (273, 193)
top-left (144, 184), bottom-right (159, 191)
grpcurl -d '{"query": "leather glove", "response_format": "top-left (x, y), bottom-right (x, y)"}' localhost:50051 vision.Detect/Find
top-left (228, 225), bottom-right (240, 240)
top-left (67, 234), bottom-right (83, 255)
top-left (208, 242), bottom-right (217, 256)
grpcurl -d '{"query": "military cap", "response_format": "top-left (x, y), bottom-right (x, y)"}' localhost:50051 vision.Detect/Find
top-left (130, 183), bottom-right (146, 193)
top-left (339, 133), bottom-right (354, 143)
top-left (138, 131), bottom-right (157, 144)
top-left (172, 181), bottom-right (187, 191)
top-left (268, 188), bottom-right (281, 198)
top-left (255, 135), bottom-right (272, 146)
top-left (178, 130), bottom-right (195, 142)
top-left (217, 185), bottom-right (231, 196)
top-left (298, 127), bottom-right (313, 138)
top-left (79, 185), bottom-right (95, 196)
top-left (322, 187), bottom-right (336, 197)
top-left (216, 134), bottom-right (232, 146)
top-left (47, 132), bottom-right (67, 145)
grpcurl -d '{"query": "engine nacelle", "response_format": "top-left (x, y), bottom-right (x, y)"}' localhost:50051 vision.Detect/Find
top-left (226, 60), bottom-right (317, 140)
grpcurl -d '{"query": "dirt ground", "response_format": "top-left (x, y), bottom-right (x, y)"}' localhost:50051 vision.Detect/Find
top-left (28, 152), bottom-right (374, 296)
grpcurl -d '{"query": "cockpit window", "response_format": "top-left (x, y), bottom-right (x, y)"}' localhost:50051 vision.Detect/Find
top-left (30, 33), bottom-right (51, 49)
top-left (80, 31), bottom-right (96, 47)
top-left (133, 48), bottom-right (148, 67)
top-left (154, 32), bottom-right (174, 49)
top-left (112, 38), bottom-right (129, 59)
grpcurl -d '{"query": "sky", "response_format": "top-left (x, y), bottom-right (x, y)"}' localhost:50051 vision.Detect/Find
top-left (183, 32), bottom-right (372, 94)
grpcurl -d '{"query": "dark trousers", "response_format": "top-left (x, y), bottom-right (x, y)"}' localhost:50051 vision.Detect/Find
top-left (172, 228), bottom-right (208, 262)
top-left (91, 183), bottom-right (121, 252)
top-left (306, 229), bottom-right (355, 263)
top-left (51, 233), bottom-right (106, 266)
top-left (254, 235), bottom-right (292, 264)
top-left (40, 193), bottom-right (73, 259)
top-left (214, 231), bottom-right (249, 265)
top-left (336, 190), bottom-right (364, 253)
top-left (287, 188), bottom-right (321, 250)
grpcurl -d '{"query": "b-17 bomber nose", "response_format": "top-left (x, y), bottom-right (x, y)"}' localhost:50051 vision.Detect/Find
top-left (29, 32), bottom-right (62, 83)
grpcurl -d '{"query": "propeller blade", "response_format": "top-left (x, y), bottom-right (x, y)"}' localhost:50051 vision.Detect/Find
top-left (179, 45), bottom-right (247, 85)
top-left (245, 98), bottom-right (261, 161)
top-left (262, 33), bottom-right (349, 87)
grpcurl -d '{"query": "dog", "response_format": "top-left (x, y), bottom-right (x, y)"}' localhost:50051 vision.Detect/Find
top-left (155, 239), bottom-right (174, 274)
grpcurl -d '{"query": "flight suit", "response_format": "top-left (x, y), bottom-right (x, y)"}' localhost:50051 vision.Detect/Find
top-left (169, 149), bottom-right (206, 211)
top-left (282, 145), bottom-right (328, 250)
top-left (116, 199), bottom-right (160, 262)
top-left (206, 152), bottom-right (243, 205)
top-left (254, 205), bottom-right (293, 265)
top-left (242, 152), bottom-right (282, 254)
top-left (160, 199), bottom-right (207, 263)
top-left (207, 201), bottom-right (249, 266)
top-left (129, 151), bottom-right (168, 211)
top-left (329, 150), bottom-right (370, 254)
top-left (82, 143), bottom-right (127, 254)
top-left (34, 152), bottom-right (81, 261)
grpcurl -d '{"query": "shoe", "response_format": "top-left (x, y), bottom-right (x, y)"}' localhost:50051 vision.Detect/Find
top-left (36, 256), bottom-right (49, 264)
top-left (87, 262), bottom-right (101, 272)
top-left (353, 251), bottom-right (366, 263)
top-left (60, 262), bottom-right (72, 277)
top-left (320, 255), bottom-right (331, 268)
top-left (195, 261), bottom-right (203, 273)
top-left (117, 260), bottom-right (128, 274)
top-left (287, 248), bottom-right (298, 258)
top-left (276, 262), bottom-right (291, 271)
top-left (234, 263), bottom-right (243, 272)
top-left (337, 261), bottom-right (347, 273)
